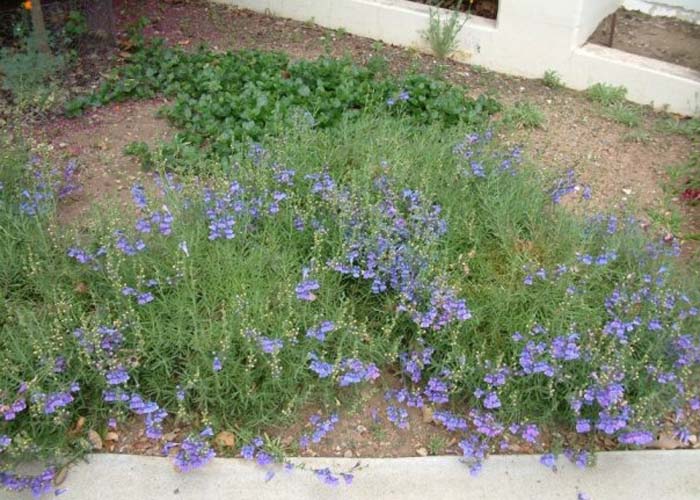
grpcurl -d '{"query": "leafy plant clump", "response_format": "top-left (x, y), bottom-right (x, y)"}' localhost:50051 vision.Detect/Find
top-left (1, 116), bottom-right (699, 495)
top-left (501, 101), bottom-right (545, 129)
top-left (66, 39), bottom-right (500, 169)
top-left (422, 3), bottom-right (468, 59)
top-left (542, 70), bottom-right (563, 90)
top-left (0, 36), bottom-right (66, 113)
top-left (586, 83), bottom-right (627, 107)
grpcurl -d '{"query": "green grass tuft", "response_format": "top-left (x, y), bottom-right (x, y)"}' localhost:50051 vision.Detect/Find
top-left (586, 83), bottom-right (627, 106)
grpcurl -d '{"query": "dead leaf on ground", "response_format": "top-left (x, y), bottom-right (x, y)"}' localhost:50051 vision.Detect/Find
top-left (87, 429), bottom-right (103, 450)
top-left (54, 466), bottom-right (68, 486)
top-left (71, 416), bottom-right (86, 435)
top-left (215, 431), bottom-right (236, 448)
top-left (421, 406), bottom-right (434, 424)
top-left (648, 433), bottom-right (683, 450)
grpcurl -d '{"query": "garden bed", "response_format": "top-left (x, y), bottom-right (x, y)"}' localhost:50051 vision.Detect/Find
top-left (589, 7), bottom-right (700, 72)
top-left (1, 1), bottom-right (699, 497)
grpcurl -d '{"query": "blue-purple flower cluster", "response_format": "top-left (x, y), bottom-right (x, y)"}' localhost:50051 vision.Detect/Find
top-left (299, 413), bottom-right (339, 449)
top-left (170, 427), bottom-right (215, 472)
top-left (18, 157), bottom-right (80, 216)
top-left (4, 130), bottom-right (700, 497)
top-left (323, 167), bottom-right (470, 332)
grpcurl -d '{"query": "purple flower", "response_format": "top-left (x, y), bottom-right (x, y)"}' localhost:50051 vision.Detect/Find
top-left (239, 436), bottom-right (263, 460)
top-left (176, 386), bottom-right (186, 402)
top-left (386, 406), bottom-right (409, 429)
top-left (67, 247), bottom-right (93, 264)
top-left (213, 357), bottom-right (223, 372)
top-left (128, 394), bottom-right (160, 414)
top-left (424, 377), bottom-right (450, 404)
top-left (483, 392), bottom-right (501, 409)
top-left (295, 280), bottom-right (320, 301)
top-left (337, 359), bottom-right (380, 387)
top-left (309, 359), bottom-right (334, 378)
top-left (105, 366), bottom-right (130, 385)
top-left (565, 449), bottom-right (590, 469)
top-left (521, 424), bottom-right (539, 443)
top-left (53, 356), bottom-right (66, 373)
top-left (596, 410), bottom-right (628, 435)
top-left (135, 218), bottom-right (151, 233)
top-left (484, 368), bottom-right (509, 387)
top-left (433, 410), bottom-right (467, 431)
top-left (400, 347), bottom-right (434, 383)
top-left (258, 337), bottom-right (284, 354)
top-left (470, 410), bottom-right (504, 437)
top-left (619, 430), bottom-right (654, 446)
top-left (300, 413), bottom-right (339, 448)
top-left (550, 334), bottom-right (580, 361)
top-left (0, 435), bottom-right (12, 451)
top-left (173, 431), bottom-right (215, 472)
top-left (131, 184), bottom-right (147, 209)
top-left (539, 453), bottom-right (557, 471)
top-left (314, 468), bottom-right (340, 486)
top-left (137, 292), bottom-right (154, 305)
top-left (458, 435), bottom-right (489, 476)
top-left (43, 391), bottom-right (74, 414)
top-left (256, 451), bottom-right (273, 466)
top-left (306, 321), bottom-right (335, 342)
top-left (576, 419), bottom-right (591, 433)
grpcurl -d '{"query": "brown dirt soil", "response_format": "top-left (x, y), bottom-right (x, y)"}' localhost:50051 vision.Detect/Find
top-left (24, 0), bottom-right (700, 459)
top-left (590, 8), bottom-right (700, 72)
top-left (268, 376), bottom-right (467, 459)
top-left (404, 0), bottom-right (498, 19)
top-left (32, 98), bottom-right (174, 224)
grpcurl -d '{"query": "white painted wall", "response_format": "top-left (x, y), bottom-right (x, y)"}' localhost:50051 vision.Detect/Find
top-left (575, 0), bottom-right (621, 45)
top-left (627, 0), bottom-right (700, 10)
top-left (214, 0), bottom-right (700, 115)
top-left (624, 0), bottom-right (700, 22)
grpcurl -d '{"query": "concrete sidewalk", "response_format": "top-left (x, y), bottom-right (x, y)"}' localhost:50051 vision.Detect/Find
top-left (3, 450), bottom-right (699, 499)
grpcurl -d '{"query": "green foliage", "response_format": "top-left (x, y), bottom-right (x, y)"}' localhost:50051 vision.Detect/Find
top-left (2, 115), bottom-right (698, 473)
top-left (501, 101), bottom-right (545, 129)
top-left (622, 129), bottom-right (650, 144)
top-left (542, 70), bottom-right (563, 89)
top-left (656, 117), bottom-right (700, 139)
top-left (603, 102), bottom-right (642, 128)
top-left (667, 152), bottom-right (700, 195)
top-left (586, 83), bottom-right (627, 106)
top-left (61, 11), bottom-right (88, 47)
top-left (0, 37), bottom-right (65, 112)
top-left (427, 435), bottom-right (447, 455)
top-left (67, 40), bottom-right (499, 170)
top-left (422, 4), bottom-right (468, 59)
top-left (123, 141), bottom-right (154, 171)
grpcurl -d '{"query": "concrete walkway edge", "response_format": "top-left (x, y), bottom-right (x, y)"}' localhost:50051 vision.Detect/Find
top-left (3, 450), bottom-right (699, 499)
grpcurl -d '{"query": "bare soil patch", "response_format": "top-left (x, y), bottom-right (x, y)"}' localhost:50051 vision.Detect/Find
top-left (33, 98), bottom-right (174, 224)
top-left (589, 8), bottom-right (700, 72)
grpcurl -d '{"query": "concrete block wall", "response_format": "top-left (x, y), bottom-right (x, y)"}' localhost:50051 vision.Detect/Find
top-left (213, 0), bottom-right (700, 115)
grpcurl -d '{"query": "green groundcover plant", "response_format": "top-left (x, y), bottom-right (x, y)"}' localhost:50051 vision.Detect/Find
top-left (65, 38), bottom-right (500, 170)
top-left (1, 111), bottom-right (699, 494)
